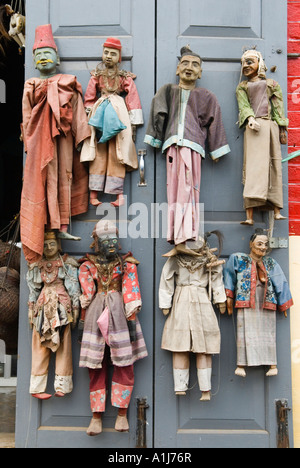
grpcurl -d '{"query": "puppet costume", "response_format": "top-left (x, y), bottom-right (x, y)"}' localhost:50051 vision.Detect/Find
top-left (27, 254), bottom-right (81, 395)
top-left (236, 78), bottom-right (288, 211)
top-left (159, 244), bottom-right (226, 394)
top-left (21, 73), bottom-right (90, 263)
top-left (145, 85), bottom-right (230, 244)
top-left (82, 70), bottom-right (143, 195)
top-left (79, 253), bottom-right (147, 412)
top-left (223, 253), bottom-right (293, 367)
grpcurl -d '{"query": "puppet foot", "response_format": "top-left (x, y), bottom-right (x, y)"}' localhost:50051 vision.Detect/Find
top-left (235, 367), bottom-right (246, 378)
top-left (111, 194), bottom-right (125, 207)
top-left (90, 197), bottom-right (102, 206)
top-left (266, 366), bottom-right (278, 377)
top-left (57, 231), bottom-right (81, 241)
top-left (87, 415), bottom-right (103, 436)
top-left (274, 213), bottom-right (287, 220)
top-left (200, 391), bottom-right (211, 401)
top-left (240, 219), bottom-right (254, 225)
top-left (115, 414), bottom-right (129, 432)
top-left (175, 391), bottom-right (186, 396)
top-left (54, 391), bottom-right (65, 397)
top-left (32, 393), bottom-right (52, 400)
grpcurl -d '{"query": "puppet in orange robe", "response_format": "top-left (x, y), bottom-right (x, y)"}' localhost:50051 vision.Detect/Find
top-left (21, 24), bottom-right (91, 263)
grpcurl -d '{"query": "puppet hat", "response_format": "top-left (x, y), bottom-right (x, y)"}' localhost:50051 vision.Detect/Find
top-left (103, 37), bottom-right (122, 62)
top-left (33, 24), bottom-right (57, 51)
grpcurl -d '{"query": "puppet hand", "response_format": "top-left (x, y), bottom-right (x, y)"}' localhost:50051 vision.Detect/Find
top-left (72, 308), bottom-right (79, 328)
top-left (162, 308), bottom-right (170, 316)
top-left (28, 302), bottom-right (34, 329)
top-left (248, 116), bottom-right (261, 132)
top-left (77, 319), bottom-right (85, 344)
top-left (131, 125), bottom-right (137, 142)
top-left (280, 127), bottom-right (288, 145)
top-left (226, 297), bottom-right (234, 316)
top-left (216, 302), bottom-right (227, 314)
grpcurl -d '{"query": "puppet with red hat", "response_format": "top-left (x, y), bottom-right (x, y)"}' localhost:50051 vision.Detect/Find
top-left (20, 24), bottom-right (91, 264)
top-left (81, 37), bottom-right (144, 207)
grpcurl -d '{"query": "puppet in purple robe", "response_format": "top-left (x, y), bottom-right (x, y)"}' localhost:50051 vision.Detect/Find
top-left (144, 46), bottom-right (230, 246)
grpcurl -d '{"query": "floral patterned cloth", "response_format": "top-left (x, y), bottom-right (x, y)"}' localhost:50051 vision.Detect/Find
top-left (223, 253), bottom-right (293, 313)
top-left (79, 254), bottom-right (148, 368)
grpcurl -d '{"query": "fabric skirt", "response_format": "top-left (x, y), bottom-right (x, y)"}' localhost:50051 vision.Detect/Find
top-left (243, 118), bottom-right (283, 210)
top-left (236, 282), bottom-right (277, 367)
top-left (79, 291), bottom-right (147, 369)
top-left (161, 285), bottom-right (220, 354)
top-left (166, 145), bottom-right (201, 245)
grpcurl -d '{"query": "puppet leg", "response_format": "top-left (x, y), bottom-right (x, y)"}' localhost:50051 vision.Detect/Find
top-left (173, 352), bottom-right (190, 395)
top-left (86, 363), bottom-right (108, 436)
top-left (196, 354), bottom-right (212, 401)
top-left (111, 364), bottom-right (134, 431)
top-left (54, 324), bottom-right (73, 397)
top-left (30, 329), bottom-right (52, 399)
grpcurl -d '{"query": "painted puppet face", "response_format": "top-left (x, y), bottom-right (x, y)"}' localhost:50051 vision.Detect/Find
top-left (102, 47), bottom-right (120, 68)
top-left (242, 55), bottom-right (259, 80)
top-left (98, 235), bottom-right (119, 260)
top-left (43, 239), bottom-right (59, 260)
top-left (34, 47), bottom-right (59, 77)
top-left (176, 55), bottom-right (202, 87)
top-left (250, 235), bottom-right (269, 259)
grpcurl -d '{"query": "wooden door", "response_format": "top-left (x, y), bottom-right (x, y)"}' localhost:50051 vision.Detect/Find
top-left (153, 0), bottom-right (293, 448)
top-left (15, 0), bottom-right (155, 448)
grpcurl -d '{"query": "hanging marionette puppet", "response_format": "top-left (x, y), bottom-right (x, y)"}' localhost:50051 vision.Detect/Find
top-left (159, 232), bottom-right (226, 401)
top-left (78, 220), bottom-right (147, 436)
top-left (236, 49), bottom-right (289, 225)
top-left (223, 228), bottom-right (293, 378)
top-left (20, 24), bottom-right (91, 264)
top-left (144, 46), bottom-right (230, 246)
top-left (81, 37), bottom-right (144, 207)
top-left (26, 230), bottom-right (81, 399)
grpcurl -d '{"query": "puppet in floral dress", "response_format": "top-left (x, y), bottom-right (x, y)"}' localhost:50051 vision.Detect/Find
top-left (223, 229), bottom-right (293, 377)
top-left (78, 220), bottom-right (147, 436)
top-left (26, 230), bottom-right (81, 399)
top-left (82, 37), bottom-right (144, 207)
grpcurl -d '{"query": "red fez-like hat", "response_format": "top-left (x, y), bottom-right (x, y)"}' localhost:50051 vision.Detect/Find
top-left (103, 37), bottom-right (122, 62)
top-left (33, 24), bottom-right (57, 52)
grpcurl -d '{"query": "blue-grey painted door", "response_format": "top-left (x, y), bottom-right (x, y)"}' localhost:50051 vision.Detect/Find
top-left (154, 0), bottom-right (292, 448)
top-left (15, 0), bottom-right (292, 449)
top-left (15, 0), bottom-right (155, 448)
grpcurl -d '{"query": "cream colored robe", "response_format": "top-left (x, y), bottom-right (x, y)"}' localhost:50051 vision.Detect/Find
top-left (159, 254), bottom-right (226, 354)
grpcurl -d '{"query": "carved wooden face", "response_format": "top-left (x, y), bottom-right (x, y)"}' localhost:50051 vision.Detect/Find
top-left (98, 235), bottom-right (119, 260)
top-left (34, 47), bottom-right (59, 77)
top-left (102, 47), bottom-right (120, 68)
top-left (250, 235), bottom-right (269, 259)
top-left (176, 55), bottom-right (202, 86)
top-left (242, 55), bottom-right (259, 80)
top-left (43, 239), bottom-right (59, 260)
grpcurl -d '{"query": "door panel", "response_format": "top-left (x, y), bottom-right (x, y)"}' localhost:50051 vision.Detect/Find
top-left (15, 0), bottom-right (155, 448)
top-left (154, 0), bottom-right (292, 448)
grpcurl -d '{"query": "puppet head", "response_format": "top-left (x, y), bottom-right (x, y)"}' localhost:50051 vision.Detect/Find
top-left (176, 45), bottom-right (202, 88)
top-left (249, 228), bottom-right (269, 260)
top-left (241, 49), bottom-right (267, 80)
top-left (33, 24), bottom-right (60, 77)
top-left (90, 220), bottom-right (121, 259)
top-left (102, 37), bottom-right (122, 66)
top-left (43, 230), bottom-right (61, 260)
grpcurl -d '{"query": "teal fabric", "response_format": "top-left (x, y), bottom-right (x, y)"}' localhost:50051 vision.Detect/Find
top-left (88, 99), bottom-right (126, 143)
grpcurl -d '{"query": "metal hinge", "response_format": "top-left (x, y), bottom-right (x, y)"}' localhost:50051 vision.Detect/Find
top-left (136, 397), bottom-right (149, 448)
top-left (269, 237), bottom-right (288, 249)
top-left (276, 399), bottom-right (291, 448)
